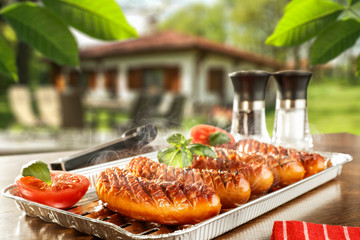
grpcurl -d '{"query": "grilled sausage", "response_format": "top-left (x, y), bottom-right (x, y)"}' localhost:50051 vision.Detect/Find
top-left (96, 167), bottom-right (221, 225)
top-left (236, 139), bottom-right (326, 177)
top-left (193, 148), bottom-right (305, 191)
top-left (192, 149), bottom-right (274, 196)
top-left (237, 153), bottom-right (306, 188)
top-left (126, 156), bottom-right (251, 209)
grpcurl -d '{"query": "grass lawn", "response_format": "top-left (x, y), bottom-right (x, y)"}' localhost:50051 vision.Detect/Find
top-left (265, 81), bottom-right (360, 136)
top-left (307, 81), bottom-right (360, 135)
top-left (0, 95), bottom-right (13, 129)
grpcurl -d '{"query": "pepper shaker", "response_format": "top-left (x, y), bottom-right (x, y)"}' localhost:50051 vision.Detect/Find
top-left (229, 70), bottom-right (271, 142)
top-left (272, 70), bottom-right (313, 150)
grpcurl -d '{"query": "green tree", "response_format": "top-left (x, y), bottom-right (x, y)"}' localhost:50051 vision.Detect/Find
top-left (266, 0), bottom-right (360, 74)
top-left (224, 0), bottom-right (288, 59)
top-left (160, 3), bottom-right (227, 43)
top-left (160, 0), bottom-right (289, 60)
top-left (0, 0), bottom-right (137, 82)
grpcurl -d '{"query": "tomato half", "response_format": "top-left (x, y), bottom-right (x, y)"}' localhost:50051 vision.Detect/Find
top-left (190, 124), bottom-right (235, 146)
top-left (15, 171), bottom-right (90, 209)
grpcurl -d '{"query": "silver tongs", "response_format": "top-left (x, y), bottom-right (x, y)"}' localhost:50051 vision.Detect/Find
top-left (50, 124), bottom-right (157, 171)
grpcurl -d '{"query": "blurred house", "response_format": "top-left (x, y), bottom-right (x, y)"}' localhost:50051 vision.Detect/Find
top-left (49, 31), bottom-right (283, 115)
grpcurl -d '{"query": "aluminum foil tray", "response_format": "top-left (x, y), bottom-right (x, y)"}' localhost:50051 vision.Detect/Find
top-left (2, 151), bottom-right (352, 240)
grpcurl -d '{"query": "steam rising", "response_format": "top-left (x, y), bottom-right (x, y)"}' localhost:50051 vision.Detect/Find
top-left (83, 124), bottom-right (162, 167)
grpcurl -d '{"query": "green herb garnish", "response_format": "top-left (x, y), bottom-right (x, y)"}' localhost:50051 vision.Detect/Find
top-left (158, 133), bottom-right (216, 168)
top-left (21, 160), bottom-right (52, 185)
top-left (209, 131), bottom-right (231, 146)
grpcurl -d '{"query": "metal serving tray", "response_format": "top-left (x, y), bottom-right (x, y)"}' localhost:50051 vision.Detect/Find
top-left (2, 151), bottom-right (353, 240)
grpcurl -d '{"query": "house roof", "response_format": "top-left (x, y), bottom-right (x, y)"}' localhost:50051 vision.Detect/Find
top-left (80, 31), bottom-right (283, 69)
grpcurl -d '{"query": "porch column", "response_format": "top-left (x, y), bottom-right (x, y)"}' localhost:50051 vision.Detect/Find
top-left (180, 56), bottom-right (198, 116)
top-left (180, 59), bottom-right (195, 97)
top-left (116, 64), bottom-right (129, 100)
top-left (94, 70), bottom-right (109, 98)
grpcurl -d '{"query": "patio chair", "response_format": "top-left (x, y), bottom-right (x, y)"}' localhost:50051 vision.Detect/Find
top-left (115, 93), bottom-right (161, 132)
top-left (34, 86), bottom-right (62, 128)
top-left (162, 94), bottom-right (186, 128)
top-left (7, 85), bottom-right (40, 128)
top-left (60, 92), bottom-right (85, 129)
top-left (127, 94), bottom-right (158, 128)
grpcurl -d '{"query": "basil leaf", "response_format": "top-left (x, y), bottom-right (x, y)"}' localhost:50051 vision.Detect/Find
top-left (167, 133), bottom-right (186, 146)
top-left (184, 138), bottom-right (192, 146)
top-left (181, 148), bottom-right (193, 168)
top-left (21, 160), bottom-right (51, 185)
top-left (172, 150), bottom-right (184, 168)
top-left (209, 131), bottom-right (231, 146)
top-left (159, 132), bottom-right (217, 168)
top-left (157, 146), bottom-right (183, 167)
top-left (188, 143), bottom-right (217, 159)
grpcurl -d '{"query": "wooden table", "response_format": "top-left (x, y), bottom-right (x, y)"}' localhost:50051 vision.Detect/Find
top-left (1, 133), bottom-right (359, 239)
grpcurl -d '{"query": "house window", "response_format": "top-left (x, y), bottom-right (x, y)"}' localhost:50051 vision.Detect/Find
top-left (104, 69), bottom-right (118, 97)
top-left (128, 68), bottom-right (143, 90)
top-left (207, 68), bottom-right (225, 100)
top-left (86, 70), bottom-right (96, 90)
top-left (127, 66), bottom-right (180, 93)
top-left (164, 67), bottom-right (180, 93)
top-left (69, 71), bottom-right (78, 87)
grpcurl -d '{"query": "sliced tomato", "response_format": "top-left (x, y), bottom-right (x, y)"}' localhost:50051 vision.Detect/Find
top-left (15, 171), bottom-right (90, 209)
top-left (190, 124), bottom-right (235, 146)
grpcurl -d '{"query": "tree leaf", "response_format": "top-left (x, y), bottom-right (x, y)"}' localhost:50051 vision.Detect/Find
top-left (310, 18), bottom-right (360, 65)
top-left (356, 56), bottom-right (360, 76)
top-left (284, 0), bottom-right (305, 12)
top-left (41, 0), bottom-right (137, 41)
top-left (350, 0), bottom-right (360, 5)
top-left (1, 2), bottom-right (79, 66)
top-left (266, 0), bottom-right (344, 46)
top-left (188, 143), bottom-right (217, 158)
top-left (0, 33), bottom-right (18, 81)
top-left (349, 1), bottom-right (360, 17)
top-left (21, 160), bottom-right (51, 185)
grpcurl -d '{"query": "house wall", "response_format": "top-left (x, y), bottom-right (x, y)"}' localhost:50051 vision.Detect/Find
top-left (197, 53), bottom-right (234, 105)
top-left (69, 50), bottom-right (276, 118)
top-left (81, 51), bottom-right (198, 103)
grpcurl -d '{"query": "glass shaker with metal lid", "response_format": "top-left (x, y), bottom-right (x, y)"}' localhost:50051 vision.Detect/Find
top-left (229, 70), bottom-right (271, 142)
top-left (272, 70), bottom-right (313, 150)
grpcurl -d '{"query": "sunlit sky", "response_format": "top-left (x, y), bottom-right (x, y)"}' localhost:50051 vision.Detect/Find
top-left (74, 0), bottom-right (216, 47)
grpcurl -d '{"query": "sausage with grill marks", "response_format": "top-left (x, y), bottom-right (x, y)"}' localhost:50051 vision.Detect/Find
top-left (192, 149), bottom-right (274, 196)
top-left (235, 152), bottom-right (306, 188)
top-left (126, 156), bottom-right (251, 209)
top-left (193, 148), bottom-right (306, 190)
top-left (236, 139), bottom-right (327, 177)
top-left (95, 167), bottom-right (221, 225)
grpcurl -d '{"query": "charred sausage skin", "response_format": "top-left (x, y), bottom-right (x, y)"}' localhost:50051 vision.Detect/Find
top-left (193, 148), bottom-right (305, 191)
top-left (192, 149), bottom-right (274, 196)
top-left (96, 167), bottom-right (221, 225)
top-left (236, 139), bottom-right (326, 177)
top-left (127, 156), bottom-right (251, 209)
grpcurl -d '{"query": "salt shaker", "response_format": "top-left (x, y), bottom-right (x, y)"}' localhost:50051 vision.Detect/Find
top-left (272, 70), bottom-right (313, 150)
top-left (229, 70), bottom-right (271, 142)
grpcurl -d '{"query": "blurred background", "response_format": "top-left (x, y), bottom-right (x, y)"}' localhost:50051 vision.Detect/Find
top-left (0, 0), bottom-right (359, 155)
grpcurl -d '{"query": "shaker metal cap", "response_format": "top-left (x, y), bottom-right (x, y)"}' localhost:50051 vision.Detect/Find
top-left (229, 70), bottom-right (271, 101)
top-left (272, 70), bottom-right (312, 100)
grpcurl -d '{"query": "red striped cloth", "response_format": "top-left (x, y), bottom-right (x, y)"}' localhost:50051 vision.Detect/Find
top-left (271, 221), bottom-right (360, 240)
